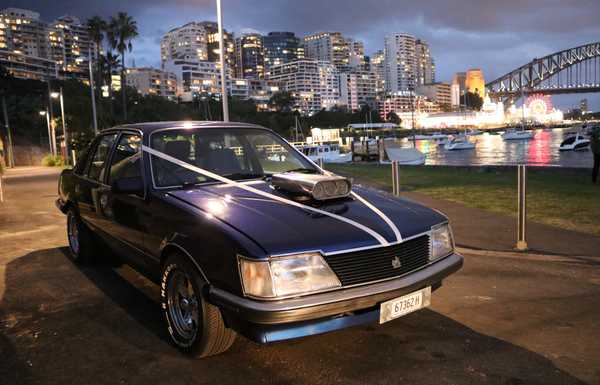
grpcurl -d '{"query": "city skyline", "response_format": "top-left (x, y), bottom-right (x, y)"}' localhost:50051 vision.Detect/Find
top-left (3, 0), bottom-right (600, 108)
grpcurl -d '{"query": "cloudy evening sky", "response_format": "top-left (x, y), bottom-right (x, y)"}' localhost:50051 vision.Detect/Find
top-left (6, 0), bottom-right (600, 109)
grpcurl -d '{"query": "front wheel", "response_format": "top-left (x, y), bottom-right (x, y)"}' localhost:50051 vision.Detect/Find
top-left (161, 253), bottom-right (236, 357)
top-left (66, 208), bottom-right (94, 264)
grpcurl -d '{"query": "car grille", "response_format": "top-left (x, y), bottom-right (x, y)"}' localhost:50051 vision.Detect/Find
top-left (324, 235), bottom-right (431, 286)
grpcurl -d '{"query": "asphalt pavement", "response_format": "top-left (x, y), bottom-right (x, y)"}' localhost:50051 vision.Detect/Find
top-left (1, 168), bottom-right (599, 385)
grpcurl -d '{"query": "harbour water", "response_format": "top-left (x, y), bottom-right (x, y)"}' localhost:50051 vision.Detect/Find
top-left (394, 128), bottom-right (593, 168)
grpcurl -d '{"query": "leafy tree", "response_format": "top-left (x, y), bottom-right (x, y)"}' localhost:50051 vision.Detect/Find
top-left (268, 91), bottom-right (294, 112)
top-left (386, 111), bottom-right (401, 125)
top-left (465, 91), bottom-right (483, 111)
top-left (108, 12), bottom-right (138, 121)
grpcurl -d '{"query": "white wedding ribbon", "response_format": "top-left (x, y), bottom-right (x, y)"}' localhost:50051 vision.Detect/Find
top-left (142, 145), bottom-right (402, 246)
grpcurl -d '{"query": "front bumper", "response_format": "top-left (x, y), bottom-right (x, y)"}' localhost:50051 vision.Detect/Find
top-left (210, 252), bottom-right (463, 343)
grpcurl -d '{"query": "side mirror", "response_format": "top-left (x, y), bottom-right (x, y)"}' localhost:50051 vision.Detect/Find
top-left (112, 176), bottom-right (144, 195)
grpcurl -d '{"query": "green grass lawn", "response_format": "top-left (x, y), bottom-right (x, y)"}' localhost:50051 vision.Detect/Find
top-left (327, 163), bottom-right (600, 237)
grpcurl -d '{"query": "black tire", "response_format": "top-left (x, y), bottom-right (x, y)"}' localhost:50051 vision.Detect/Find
top-left (66, 208), bottom-right (95, 264)
top-left (161, 253), bottom-right (236, 357)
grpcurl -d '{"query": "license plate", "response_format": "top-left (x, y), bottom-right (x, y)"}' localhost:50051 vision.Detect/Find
top-left (379, 287), bottom-right (431, 324)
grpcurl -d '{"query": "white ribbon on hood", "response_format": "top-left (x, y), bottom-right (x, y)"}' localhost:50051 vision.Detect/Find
top-left (142, 145), bottom-right (402, 246)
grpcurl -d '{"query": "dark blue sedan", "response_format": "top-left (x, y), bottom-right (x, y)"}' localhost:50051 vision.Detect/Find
top-left (56, 121), bottom-right (463, 357)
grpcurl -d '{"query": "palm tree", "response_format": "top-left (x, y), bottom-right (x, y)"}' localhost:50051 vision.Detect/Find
top-left (86, 16), bottom-right (106, 100)
top-left (101, 52), bottom-right (120, 118)
top-left (108, 12), bottom-right (138, 121)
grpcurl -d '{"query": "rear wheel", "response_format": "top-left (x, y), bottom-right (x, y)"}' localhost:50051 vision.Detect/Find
top-left (66, 208), bottom-right (94, 264)
top-left (161, 253), bottom-right (236, 357)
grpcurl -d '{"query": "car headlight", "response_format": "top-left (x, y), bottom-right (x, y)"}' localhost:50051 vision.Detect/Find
top-left (430, 223), bottom-right (454, 261)
top-left (239, 253), bottom-right (341, 298)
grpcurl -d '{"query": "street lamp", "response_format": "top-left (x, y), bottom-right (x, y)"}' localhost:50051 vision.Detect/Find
top-left (77, 47), bottom-right (98, 134)
top-left (50, 88), bottom-right (69, 164)
top-left (39, 110), bottom-right (55, 155)
top-left (216, 0), bottom-right (229, 122)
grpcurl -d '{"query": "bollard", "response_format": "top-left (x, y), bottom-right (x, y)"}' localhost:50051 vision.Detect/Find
top-left (378, 139), bottom-right (385, 163)
top-left (391, 161), bottom-right (400, 196)
top-left (318, 157), bottom-right (324, 170)
top-left (516, 164), bottom-right (528, 250)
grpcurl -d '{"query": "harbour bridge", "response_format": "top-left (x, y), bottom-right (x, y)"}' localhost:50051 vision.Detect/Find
top-left (486, 41), bottom-right (600, 103)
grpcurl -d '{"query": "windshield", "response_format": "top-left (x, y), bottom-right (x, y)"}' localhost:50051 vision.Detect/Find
top-left (150, 127), bottom-right (318, 188)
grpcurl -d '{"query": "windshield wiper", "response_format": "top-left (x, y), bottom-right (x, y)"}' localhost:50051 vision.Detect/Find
top-left (179, 181), bottom-right (206, 189)
top-left (221, 173), bottom-right (265, 181)
top-left (283, 168), bottom-right (319, 174)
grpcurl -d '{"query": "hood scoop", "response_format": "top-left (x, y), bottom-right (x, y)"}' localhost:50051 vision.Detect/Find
top-left (271, 172), bottom-right (352, 201)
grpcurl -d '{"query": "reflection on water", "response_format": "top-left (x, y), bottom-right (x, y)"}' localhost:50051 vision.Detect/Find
top-left (397, 128), bottom-right (593, 168)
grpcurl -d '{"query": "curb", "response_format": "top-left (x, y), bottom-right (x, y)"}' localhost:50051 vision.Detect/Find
top-left (456, 246), bottom-right (599, 263)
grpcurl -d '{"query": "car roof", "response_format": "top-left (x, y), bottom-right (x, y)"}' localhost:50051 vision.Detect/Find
top-left (104, 121), bottom-right (268, 135)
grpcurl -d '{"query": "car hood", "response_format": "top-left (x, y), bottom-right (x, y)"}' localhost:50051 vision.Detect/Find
top-left (167, 181), bottom-right (446, 256)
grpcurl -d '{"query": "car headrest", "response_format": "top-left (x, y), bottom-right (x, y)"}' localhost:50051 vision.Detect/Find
top-left (164, 140), bottom-right (191, 161)
top-left (206, 148), bottom-right (241, 174)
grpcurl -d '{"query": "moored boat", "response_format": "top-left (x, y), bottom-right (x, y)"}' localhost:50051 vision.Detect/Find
top-left (502, 129), bottom-right (534, 140)
top-left (298, 143), bottom-right (353, 163)
top-left (559, 133), bottom-right (590, 151)
top-left (444, 134), bottom-right (475, 150)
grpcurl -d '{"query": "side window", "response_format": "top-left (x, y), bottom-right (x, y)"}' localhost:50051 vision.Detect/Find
top-left (107, 133), bottom-right (142, 184)
top-left (74, 141), bottom-right (93, 175)
top-left (87, 134), bottom-right (118, 182)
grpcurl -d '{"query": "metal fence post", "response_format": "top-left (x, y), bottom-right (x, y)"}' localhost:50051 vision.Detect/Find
top-left (391, 161), bottom-right (400, 196)
top-left (516, 164), bottom-right (528, 250)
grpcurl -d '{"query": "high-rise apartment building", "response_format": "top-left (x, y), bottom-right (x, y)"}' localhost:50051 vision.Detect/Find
top-left (160, 21), bottom-right (235, 73)
top-left (415, 39), bottom-right (434, 85)
top-left (0, 8), bottom-right (92, 80)
top-left (263, 32), bottom-right (303, 75)
top-left (339, 70), bottom-right (376, 111)
top-left (163, 58), bottom-right (221, 95)
top-left (0, 8), bottom-right (49, 58)
top-left (203, 22), bottom-right (236, 70)
top-left (384, 34), bottom-right (435, 93)
top-left (235, 33), bottom-right (264, 79)
top-left (0, 49), bottom-right (57, 80)
top-left (160, 22), bottom-right (209, 63)
top-left (384, 33), bottom-right (417, 92)
top-left (268, 59), bottom-right (340, 115)
top-left (416, 82), bottom-right (451, 106)
top-left (348, 39), bottom-right (366, 69)
top-left (370, 50), bottom-right (385, 93)
top-left (303, 32), bottom-right (350, 69)
top-left (126, 67), bottom-right (177, 99)
top-left (49, 15), bottom-right (92, 78)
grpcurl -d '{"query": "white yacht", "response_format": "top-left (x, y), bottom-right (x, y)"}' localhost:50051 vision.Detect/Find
top-left (559, 133), bottom-right (590, 151)
top-left (299, 143), bottom-right (353, 163)
top-left (502, 129), bottom-right (534, 140)
top-left (444, 134), bottom-right (475, 150)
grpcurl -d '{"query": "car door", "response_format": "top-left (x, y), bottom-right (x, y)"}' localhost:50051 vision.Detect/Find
top-left (100, 132), bottom-right (151, 269)
top-left (78, 133), bottom-right (118, 231)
